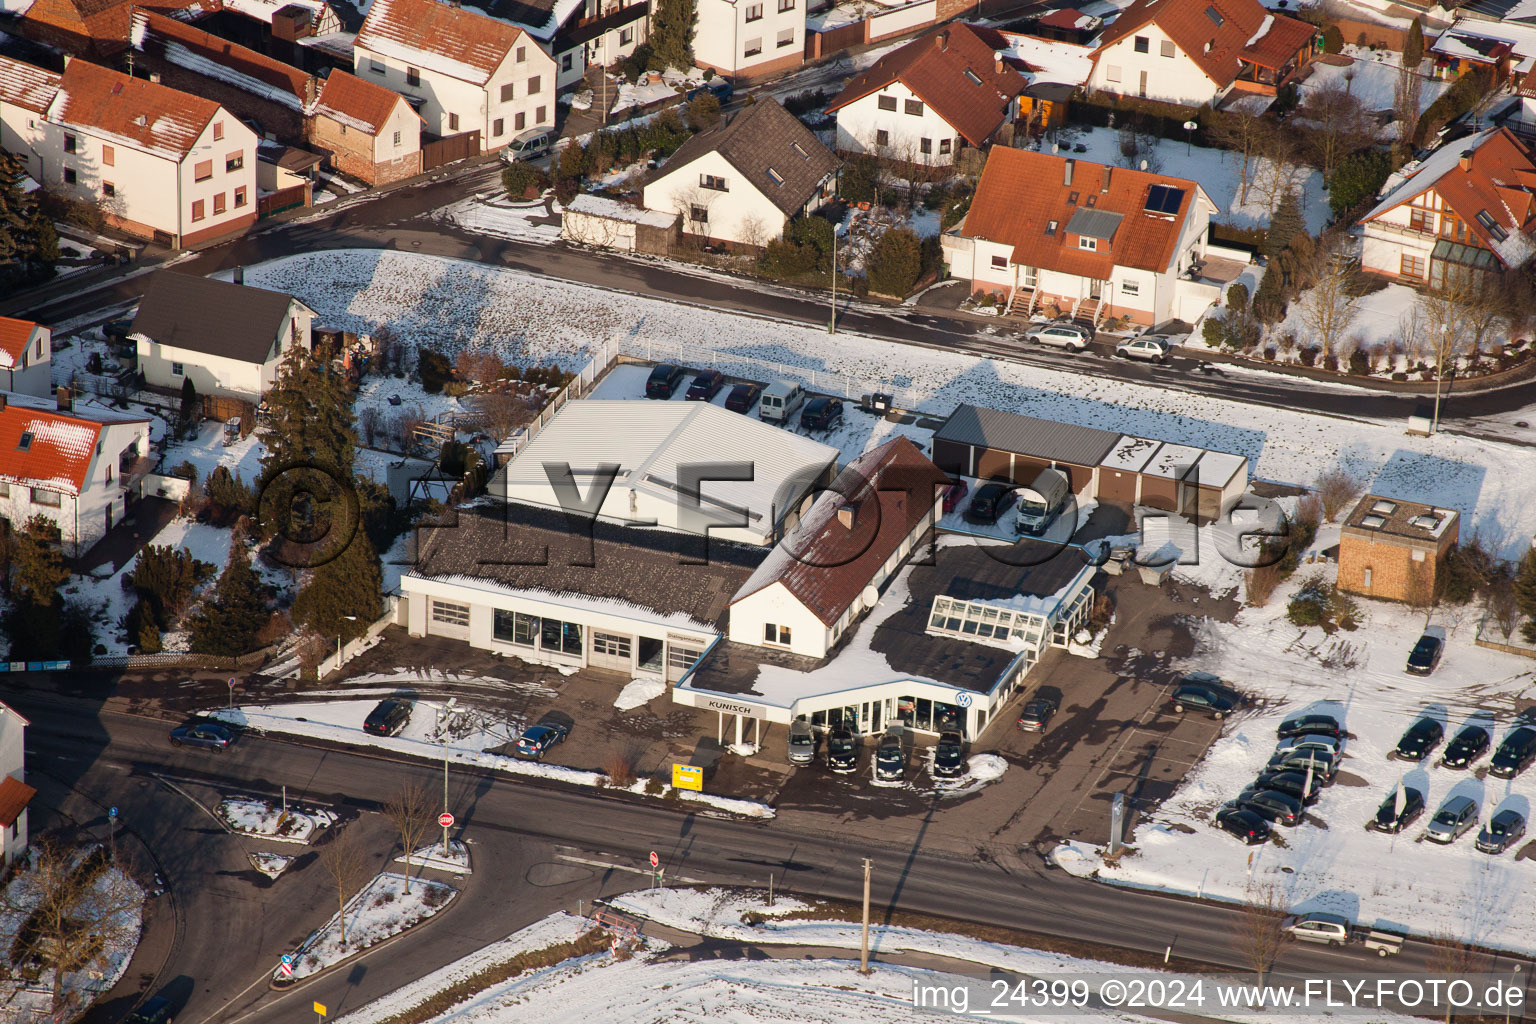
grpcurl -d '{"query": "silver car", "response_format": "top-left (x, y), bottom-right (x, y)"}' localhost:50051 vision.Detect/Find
top-left (1285, 912), bottom-right (1351, 947)
top-left (1274, 733), bottom-right (1345, 758)
top-left (1025, 323), bottom-right (1092, 352)
top-left (787, 719), bottom-right (815, 765)
top-left (1115, 336), bottom-right (1172, 363)
top-left (1425, 795), bottom-right (1479, 844)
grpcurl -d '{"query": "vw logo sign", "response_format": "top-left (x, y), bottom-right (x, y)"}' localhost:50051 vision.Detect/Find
top-left (954, 691), bottom-right (973, 708)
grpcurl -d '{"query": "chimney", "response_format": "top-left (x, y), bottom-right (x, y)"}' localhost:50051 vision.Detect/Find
top-left (234, 265), bottom-right (244, 285)
top-left (1101, 165), bottom-right (1112, 192)
top-left (303, 75), bottom-right (318, 108)
top-left (0, 394), bottom-right (8, 412)
top-left (837, 504), bottom-right (856, 529)
top-left (937, 29), bottom-right (948, 50)
top-left (56, 386), bottom-right (71, 411)
top-left (1459, 150), bottom-right (1473, 172)
top-left (1063, 158), bottom-right (1074, 186)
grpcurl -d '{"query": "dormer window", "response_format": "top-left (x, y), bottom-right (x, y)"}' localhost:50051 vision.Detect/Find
top-left (1079, 237), bottom-right (1098, 251)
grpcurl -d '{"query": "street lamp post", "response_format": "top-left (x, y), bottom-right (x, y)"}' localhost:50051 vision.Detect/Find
top-left (1433, 325), bottom-right (1449, 434)
top-left (335, 615), bottom-right (359, 670)
top-left (828, 221), bottom-right (838, 335)
top-left (437, 699), bottom-right (462, 856)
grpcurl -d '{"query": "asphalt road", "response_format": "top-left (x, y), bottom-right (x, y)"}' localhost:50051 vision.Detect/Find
top-left (11, 690), bottom-right (1511, 1024)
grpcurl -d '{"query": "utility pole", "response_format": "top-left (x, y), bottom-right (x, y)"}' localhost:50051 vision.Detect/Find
top-left (1432, 325), bottom-right (1448, 434)
top-left (828, 223), bottom-right (837, 335)
top-left (859, 857), bottom-right (872, 974)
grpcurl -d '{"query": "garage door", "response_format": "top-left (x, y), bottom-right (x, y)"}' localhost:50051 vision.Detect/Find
top-left (427, 599), bottom-right (470, 640)
top-left (590, 631), bottom-right (633, 671)
top-left (1099, 469), bottom-right (1138, 504)
top-left (975, 447), bottom-right (1014, 482)
top-left (1010, 455), bottom-right (1050, 486)
top-left (1139, 477), bottom-right (1179, 512)
top-left (931, 439), bottom-right (972, 478)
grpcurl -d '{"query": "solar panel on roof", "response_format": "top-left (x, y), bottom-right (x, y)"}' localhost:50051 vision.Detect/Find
top-left (1144, 184), bottom-right (1186, 215)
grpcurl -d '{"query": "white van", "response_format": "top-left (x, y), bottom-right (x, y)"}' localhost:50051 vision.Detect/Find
top-left (1014, 467), bottom-right (1070, 535)
top-left (758, 380), bottom-right (805, 423)
top-left (501, 128), bottom-right (553, 164)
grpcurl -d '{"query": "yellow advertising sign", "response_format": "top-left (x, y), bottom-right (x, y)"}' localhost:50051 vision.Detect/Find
top-left (671, 763), bottom-right (704, 792)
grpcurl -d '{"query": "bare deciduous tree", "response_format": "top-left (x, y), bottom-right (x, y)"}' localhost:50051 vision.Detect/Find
top-left (384, 779), bottom-right (436, 894)
top-left (1314, 465), bottom-right (1365, 522)
top-left (1208, 103), bottom-right (1272, 204)
top-left (736, 214), bottom-right (769, 251)
top-left (1298, 237), bottom-right (1362, 358)
top-left (1233, 880), bottom-right (1290, 992)
top-left (1427, 931), bottom-right (1489, 1024)
top-left (1489, 573), bottom-right (1522, 640)
top-left (318, 827), bottom-right (371, 946)
top-left (1298, 79), bottom-right (1377, 182)
top-left (1416, 265), bottom-right (1479, 380)
top-left (1251, 132), bottom-right (1302, 216)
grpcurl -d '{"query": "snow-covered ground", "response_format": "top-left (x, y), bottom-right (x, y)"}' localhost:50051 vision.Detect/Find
top-left (1298, 46), bottom-right (1452, 116)
top-left (239, 250), bottom-right (1536, 562)
top-left (436, 194), bottom-right (564, 243)
top-left (613, 676), bottom-right (665, 710)
top-left (285, 872), bottom-right (456, 980)
top-left (219, 796), bottom-right (338, 843)
top-left (251, 852), bottom-right (294, 878)
top-left (1054, 562), bottom-right (1536, 956)
top-left (397, 840), bottom-right (471, 874)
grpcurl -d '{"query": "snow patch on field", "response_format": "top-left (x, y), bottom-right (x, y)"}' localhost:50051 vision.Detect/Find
top-left (614, 677), bottom-right (666, 710)
top-left (284, 872), bottom-right (456, 980)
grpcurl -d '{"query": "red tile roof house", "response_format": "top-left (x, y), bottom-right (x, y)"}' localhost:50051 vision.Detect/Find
top-left (942, 147), bottom-right (1220, 328)
top-left (15, 0), bottom-right (215, 59)
top-left (1359, 126), bottom-right (1536, 286)
top-left (353, 0), bottom-right (559, 154)
top-left (1084, 0), bottom-right (1318, 108)
top-left (727, 436), bottom-right (950, 659)
top-left (0, 700), bottom-right (33, 867)
top-left (0, 317), bottom-right (54, 399)
top-left (826, 24), bottom-right (1027, 168)
top-left (306, 70), bottom-right (424, 185)
top-left (0, 391), bottom-right (152, 558)
top-left (0, 55), bottom-right (260, 247)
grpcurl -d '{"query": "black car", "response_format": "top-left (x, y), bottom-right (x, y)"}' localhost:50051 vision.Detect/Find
top-left (645, 363), bottom-right (686, 399)
top-left (1369, 786), bottom-right (1425, 834)
top-left (126, 996), bottom-right (174, 1024)
top-left (874, 728), bottom-right (907, 782)
top-left (1276, 712), bottom-right (1343, 741)
top-left (514, 722), bottom-right (570, 759)
top-left (685, 79), bottom-right (733, 103)
top-left (1440, 725), bottom-right (1491, 769)
top-left (1214, 806), bottom-right (1271, 845)
top-left (103, 318), bottom-right (136, 341)
top-left (1391, 717), bottom-right (1444, 762)
top-left (932, 731), bottom-right (965, 778)
top-left (1254, 769), bottom-right (1323, 805)
top-left (363, 698), bottom-right (411, 737)
top-left (1476, 809), bottom-right (1527, 854)
top-left (1237, 788), bottom-right (1305, 827)
top-left (800, 396), bottom-right (844, 431)
top-left (965, 482), bottom-right (1018, 524)
top-left (826, 727), bottom-right (857, 773)
top-left (1490, 727), bottom-right (1536, 779)
top-left (1017, 695), bottom-right (1058, 732)
top-left (685, 370), bottom-right (725, 401)
top-left (723, 383), bottom-right (762, 413)
top-left (1169, 679), bottom-right (1240, 719)
top-left (169, 721), bottom-right (236, 751)
top-left (1406, 633), bottom-right (1444, 675)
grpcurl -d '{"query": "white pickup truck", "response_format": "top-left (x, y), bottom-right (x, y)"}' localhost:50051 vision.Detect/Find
top-left (1284, 913), bottom-right (1405, 956)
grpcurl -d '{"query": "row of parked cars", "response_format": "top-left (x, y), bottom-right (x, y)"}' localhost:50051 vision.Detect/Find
top-left (1023, 321), bottom-right (1176, 363)
top-left (644, 364), bottom-right (845, 432)
top-left (788, 719), bottom-right (970, 783)
top-left (1214, 708), bottom-right (1345, 845)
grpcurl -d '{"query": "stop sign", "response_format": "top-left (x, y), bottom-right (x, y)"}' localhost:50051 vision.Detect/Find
top-left (439, 812), bottom-right (454, 828)
top-left (649, 850), bottom-right (659, 868)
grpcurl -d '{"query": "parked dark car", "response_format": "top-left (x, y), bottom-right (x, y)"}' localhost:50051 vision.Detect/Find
top-left (363, 698), bottom-right (411, 737)
top-left (514, 722), bottom-right (570, 760)
top-left (932, 731), bottom-right (965, 778)
top-left (1214, 806), bottom-right (1271, 845)
top-left (826, 727), bottom-right (857, 773)
top-left (125, 996), bottom-right (174, 1024)
top-left (1169, 677), bottom-right (1241, 719)
top-left (1276, 712), bottom-right (1343, 740)
top-left (800, 396), bottom-right (844, 431)
top-left (724, 382), bottom-right (761, 413)
top-left (1475, 809), bottom-right (1527, 854)
top-left (874, 726), bottom-right (907, 782)
top-left (685, 369), bottom-right (724, 401)
top-left (1017, 695), bottom-right (1059, 732)
top-left (1254, 769), bottom-right (1323, 805)
top-left (1391, 717), bottom-right (1444, 762)
top-left (1369, 786), bottom-right (1425, 834)
top-left (103, 318), bottom-right (136, 341)
top-left (940, 479), bottom-right (969, 514)
top-left (686, 79), bottom-right (733, 103)
top-left (1237, 788), bottom-right (1305, 827)
top-left (1406, 633), bottom-right (1444, 675)
top-left (1440, 725), bottom-right (1491, 769)
top-left (1490, 726), bottom-right (1536, 779)
top-left (645, 363), bottom-right (686, 399)
top-left (965, 482), bottom-right (1018, 524)
top-left (168, 721), bottom-right (236, 751)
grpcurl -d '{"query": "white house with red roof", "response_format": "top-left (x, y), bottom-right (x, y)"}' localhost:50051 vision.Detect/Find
top-left (826, 24), bottom-right (1026, 167)
top-left (1358, 126), bottom-right (1536, 287)
top-left (1084, 0), bottom-right (1317, 107)
top-left (0, 700), bottom-right (32, 867)
top-left (0, 55), bottom-right (259, 247)
top-left (0, 391), bottom-right (151, 558)
top-left (943, 147), bottom-right (1221, 327)
top-left (0, 318), bottom-right (53, 399)
top-left (353, 0), bottom-right (557, 153)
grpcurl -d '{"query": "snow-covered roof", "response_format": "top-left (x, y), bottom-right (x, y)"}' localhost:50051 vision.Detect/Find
top-left (1144, 442), bottom-right (1205, 479)
top-left (997, 31), bottom-right (1096, 87)
top-left (0, 54), bottom-right (61, 114)
top-left (223, 0), bottom-right (328, 24)
top-left (565, 194), bottom-right (679, 229)
top-left (46, 58), bottom-right (220, 162)
top-left (354, 0), bottom-right (544, 85)
top-left (0, 395), bottom-right (148, 495)
top-left (132, 9), bottom-right (310, 112)
top-left (1100, 434), bottom-right (1161, 472)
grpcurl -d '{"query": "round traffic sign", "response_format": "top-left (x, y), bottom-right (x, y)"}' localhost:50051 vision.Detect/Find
top-left (439, 812), bottom-right (455, 828)
top-left (282, 954), bottom-right (293, 965)
top-left (649, 850), bottom-right (659, 868)
top-left (109, 807), bottom-right (118, 818)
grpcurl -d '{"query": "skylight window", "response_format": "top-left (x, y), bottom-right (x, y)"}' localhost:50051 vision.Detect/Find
top-left (1360, 514), bottom-right (1387, 529)
top-left (17, 432), bottom-right (32, 451)
top-left (964, 68), bottom-right (982, 85)
top-left (1475, 210), bottom-right (1509, 241)
top-left (1371, 500), bottom-right (1397, 515)
top-left (1204, 4), bottom-right (1223, 25)
top-left (791, 141), bottom-right (809, 160)
top-left (1046, 220), bottom-right (1058, 235)
top-left (767, 167), bottom-right (784, 186)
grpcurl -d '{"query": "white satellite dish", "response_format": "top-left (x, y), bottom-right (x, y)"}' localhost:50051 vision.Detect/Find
top-left (1139, 159), bottom-right (1149, 171)
top-left (861, 585), bottom-right (880, 609)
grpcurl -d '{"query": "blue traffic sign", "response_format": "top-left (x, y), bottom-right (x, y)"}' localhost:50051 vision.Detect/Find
top-left (282, 954), bottom-right (293, 965)
top-left (109, 807), bottom-right (117, 818)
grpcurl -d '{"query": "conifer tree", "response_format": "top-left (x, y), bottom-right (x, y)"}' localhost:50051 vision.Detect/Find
top-left (188, 540), bottom-right (269, 656)
top-left (291, 531), bottom-right (382, 644)
top-left (1516, 548), bottom-right (1536, 643)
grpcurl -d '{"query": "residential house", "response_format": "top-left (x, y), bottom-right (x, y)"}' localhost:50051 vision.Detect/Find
top-left (549, 0), bottom-right (651, 86)
top-left (642, 98), bottom-right (839, 246)
top-left (827, 24), bottom-right (1025, 167)
top-left (0, 56), bottom-right (259, 247)
top-left (942, 147), bottom-right (1222, 328)
top-left (353, 0), bottom-right (558, 153)
top-left (16, 0), bottom-right (213, 58)
top-left (306, 70), bottom-right (424, 185)
top-left (1430, 19), bottom-right (1536, 88)
top-left (130, 9), bottom-right (313, 143)
top-left (1084, 0), bottom-right (1317, 107)
top-left (0, 701), bottom-right (32, 867)
top-left (0, 318), bottom-right (53, 399)
top-left (1031, 7), bottom-right (1102, 44)
top-left (727, 436), bottom-right (949, 659)
top-left (129, 271), bottom-right (316, 399)
top-left (693, 0), bottom-right (805, 79)
top-left (996, 30), bottom-right (1096, 132)
top-left (0, 390), bottom-right (152, 557)
top-left (1358, 126), bottom-right (1536, 286)
top-left (1337, 494), bottom-right (1460, 603)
